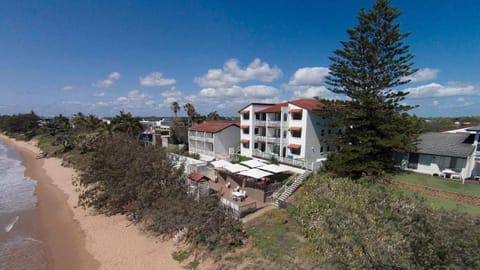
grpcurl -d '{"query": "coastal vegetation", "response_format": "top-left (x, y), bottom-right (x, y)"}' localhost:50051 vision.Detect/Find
top-left (323, 0), bottom-right (423, 179)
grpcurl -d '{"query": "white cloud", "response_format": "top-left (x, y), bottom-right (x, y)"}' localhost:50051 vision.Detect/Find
top-left (404, 68), bottom-right (439, 83)
top-left (288, 67), bottom-right (329, 86)
top-left (293, 86), bottom-right (330, 98)
top-left (161, 86), bottom-right (184, 98)
top-left (243, 85), bottom-right (280, 98)
top-left (140, 72), bottom-right (176, 87)
top-left (63, 85), bottom-right (74, 90)
top-left (93, 92), bottom-right (105, 97)
top-left (93, 72), bottom-right (121, 88)
top-left (404, 82), bottom-right (477, 98)
top-left (194, 58), bottom-right (282, 88)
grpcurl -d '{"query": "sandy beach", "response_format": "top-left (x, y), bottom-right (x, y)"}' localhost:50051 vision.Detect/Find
top-left (0, 134), bottom-right (182, 270)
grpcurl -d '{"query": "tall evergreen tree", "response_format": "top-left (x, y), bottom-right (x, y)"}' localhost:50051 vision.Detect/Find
top-left (324, 0), bottom-right (423, 179)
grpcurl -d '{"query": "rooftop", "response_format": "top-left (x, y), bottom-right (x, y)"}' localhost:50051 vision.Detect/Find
top-left (189, 120), bottom-right (240, 133)
top-left (289, 98), bottom-right (328, 111)
top-left (414, 132), bottom-right (476, 158)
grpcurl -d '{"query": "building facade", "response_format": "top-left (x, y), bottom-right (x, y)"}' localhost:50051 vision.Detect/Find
top-left (239, 98), bottom-right (336, 170)
top-left (188, 121), bottom-right (240, 160)
top-left (399, 130), bottom-right (480, 180)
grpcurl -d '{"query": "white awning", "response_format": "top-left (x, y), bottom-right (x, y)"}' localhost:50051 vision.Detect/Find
top-left (224, 163), bottom-right (250, 173)
top-left (238, 168), bottom-right (273, 179)
top-left (258, 164), bottom-right (288, 174)
top-left (241, 159), bottom-right (266, 168)
top-left (210, 160), bottom-right (232, 168)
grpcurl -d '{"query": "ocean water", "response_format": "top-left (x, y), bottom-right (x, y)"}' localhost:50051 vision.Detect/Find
top-left (0, 141), bottom-right (47, 270)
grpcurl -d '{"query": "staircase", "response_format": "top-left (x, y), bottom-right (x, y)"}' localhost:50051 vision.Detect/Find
top-left (273, 170), bottom-right (312, 208)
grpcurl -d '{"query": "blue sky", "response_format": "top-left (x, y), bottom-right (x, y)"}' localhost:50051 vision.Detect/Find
top-left (0, 0), bottom-right (479, 117)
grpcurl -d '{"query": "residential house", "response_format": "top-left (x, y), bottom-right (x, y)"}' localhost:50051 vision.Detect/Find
top-left (400, 128), bottom-right (480, 180)
top-left (239, 98), bottom-right (336, 170)
top-left (188, 121), bottom-right (240, 160)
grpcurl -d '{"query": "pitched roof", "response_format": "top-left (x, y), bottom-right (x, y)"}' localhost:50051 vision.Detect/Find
top-left (188, 172), bottom-right (209, 182)
top-left (237, 102), bottom-right (276, 113)
top-left (414, 132), bottom-right (475, 158)
top-left (256, 102), bottom-right (288, 113)
top-left (289, 98), bottom-right (327, 111)
top-left (189, 121), bottom-right (240, 133)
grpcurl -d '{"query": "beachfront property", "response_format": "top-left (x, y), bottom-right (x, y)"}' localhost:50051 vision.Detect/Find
top-left (188, 120), bottom-right (240, 160)
top-left (398, 127), bottom-right (480, 181)
top-left (238, 98), bottom-right (336, 171)
top-left (140, 118), bottom-right (187, 146)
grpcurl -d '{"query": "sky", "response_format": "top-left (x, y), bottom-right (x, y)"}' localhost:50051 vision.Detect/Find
top-left (0, 0), bottom-right (479, 117)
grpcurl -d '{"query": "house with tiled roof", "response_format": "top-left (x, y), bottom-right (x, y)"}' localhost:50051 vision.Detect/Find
top-left (399, 128), bottom-right (480, 181)
top-left (188, 121), bottom-right (240, 160)
top-left (239, 98), bottom-right (338, 170)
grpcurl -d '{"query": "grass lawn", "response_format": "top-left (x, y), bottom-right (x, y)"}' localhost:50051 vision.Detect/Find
top-left (398, 188), bottom-right (480, 216)
top-left (392, 172), bottom-right (480, 197)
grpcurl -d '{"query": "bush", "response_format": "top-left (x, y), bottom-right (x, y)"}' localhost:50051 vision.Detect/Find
top-left (293, 174), bottom-right (480, 269)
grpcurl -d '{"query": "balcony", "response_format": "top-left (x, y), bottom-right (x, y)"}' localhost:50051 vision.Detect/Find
top-left (255, 135), bottom-right (267, 142)
top-left (266, 121), bottom-right (281, 127)
top-left (189, 135), bottom-right (213, 143)
top-left (266, 136), bottom-right (280, 144)
top-left (252, 150), bottom-right (312, 169)
top-left (255, 120), bottom-right (266, 126)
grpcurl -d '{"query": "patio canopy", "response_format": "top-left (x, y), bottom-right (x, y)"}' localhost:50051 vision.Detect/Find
top-left (224, 163), bottom-right (250, 173)
top-left (210, 160), bottom-right (232, 168)
top-left (241, 159), bottom-right (266, 168)
top-left (238, 168), bottom-right (273, 179)
top-left (258, 164), bottom-right (288, 174)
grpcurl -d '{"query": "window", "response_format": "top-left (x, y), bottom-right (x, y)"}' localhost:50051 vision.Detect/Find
top-left (283, 113), bottom-right (288, 122)
top-left (291, 130), bottom-right (302, 138)
top-left (254, 127), bottom-right (259, 135)
top-left (254, 142), bottom-right (258, 149)
top-left (291, 112), bottom-right (302, 120)
top-left (291, 147), bottom-right (301, 155)
top-left (321, 129), bottom-right (324, 136)
top-left (242, 142), bottom-right (249, 149)
top-left (320, 146), bottom-right (324, 152)
top-left (243, 113), bottom-right (249, 120)
top-left (327, 146), bottom-right (330, 152)
top-left (283, 130), bottom-right (287, 138)
top-left (243, 128), bottom-right (249, 134)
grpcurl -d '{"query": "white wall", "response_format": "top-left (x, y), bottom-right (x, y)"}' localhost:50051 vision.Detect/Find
top-left (214, 125), bottom-right (240, 158)
top-left (405, 153), bottom-right (471, 179)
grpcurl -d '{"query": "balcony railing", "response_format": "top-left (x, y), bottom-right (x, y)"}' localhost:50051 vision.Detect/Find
top-left (189, 135), bottom-right (213, 143)
top-left (266, 121), bottom-right (281, 127)
top-left (266, 136), bottom-right (280, 144)
top-left (255, 120), bottom-right (266, 126)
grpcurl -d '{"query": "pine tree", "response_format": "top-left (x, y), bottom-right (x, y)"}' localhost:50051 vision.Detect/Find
top-left (324, 0), bottom-right (423, 179)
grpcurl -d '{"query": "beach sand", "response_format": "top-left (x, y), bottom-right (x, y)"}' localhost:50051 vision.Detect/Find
top-left (0, 134), bottom-right (183, 270)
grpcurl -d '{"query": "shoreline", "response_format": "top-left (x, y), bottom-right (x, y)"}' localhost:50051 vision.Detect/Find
top-left (0, 134), bottom-right (183, 270)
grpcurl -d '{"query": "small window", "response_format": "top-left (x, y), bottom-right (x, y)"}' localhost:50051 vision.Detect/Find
top-left (321, 129), bottom-right (324, 136)
top-left (254, 142), bottom-right (258, 149)
top-left (291, 130), bottom-right (302, 138)
top-left (291, 112), bottom-right (302, 120)
top-left (283, 130), bottom-right (287, 138)
top-left (283, 113), bottom-right (288, 122)
top-left (243, 113), bottom-right (249, 120)
top-left (320, 146), bottom-right (324, 152)
top-left (254, 128), bottom-right (259, 135)
top-left (242, 142), bottom-right (249, 149)
top-left (291, 147), bottom-right (301, 155)
top-left (243, 128), bottom-right (249, 134)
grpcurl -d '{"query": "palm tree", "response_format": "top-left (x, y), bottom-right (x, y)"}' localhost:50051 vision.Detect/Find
top-left (183, 103), bottom-right (196, 127)
top-left (170, 101), bottom-right (180, 119)
top-left (111, 111), bottom-right (143, 138)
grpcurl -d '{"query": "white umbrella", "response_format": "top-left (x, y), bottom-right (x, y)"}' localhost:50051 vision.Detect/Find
top-left (224, 163), bottom-right (250, 173)
top-left (238, 168), bottom-right (273, 179)
top-left (210, 160), bottom-right (232, 168)
top-left (258, 164), bottom-right (288, 174)
top-left (241, 159), bottom-right (266, 168)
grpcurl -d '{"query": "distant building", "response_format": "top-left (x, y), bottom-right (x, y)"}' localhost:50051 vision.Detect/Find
top-left (188, 121), bottom-right (240, 160)
top-left (239, 98), bottom-right (336, 170)
top-left (399, 128), bottom-right (480, 180)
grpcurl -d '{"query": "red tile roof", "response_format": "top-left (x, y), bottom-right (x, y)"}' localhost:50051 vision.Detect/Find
top-left (237, 102), bottom-right (276, 113)
top-left (189, 121), bottom-right (240, 133)
top-left (240, 139), bottom-right (249, 143)
top-left (288, 144), bottom-right (302, 149)
top-left (188, 172), bottom-right (209, 182)
top-left (289, 98), bottom-right (327, 111)
top-left (288, 108), bottom-right (302, 113)
top-left (288, 127), bottom-right (302, 131)
top-left (256, 102), bottom-right (288, 113)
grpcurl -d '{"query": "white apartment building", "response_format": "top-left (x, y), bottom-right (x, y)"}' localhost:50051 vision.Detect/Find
top-left (239, 98), bottom-right (336, 170)
top-left (188, 121), bottom-right (240, 160)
